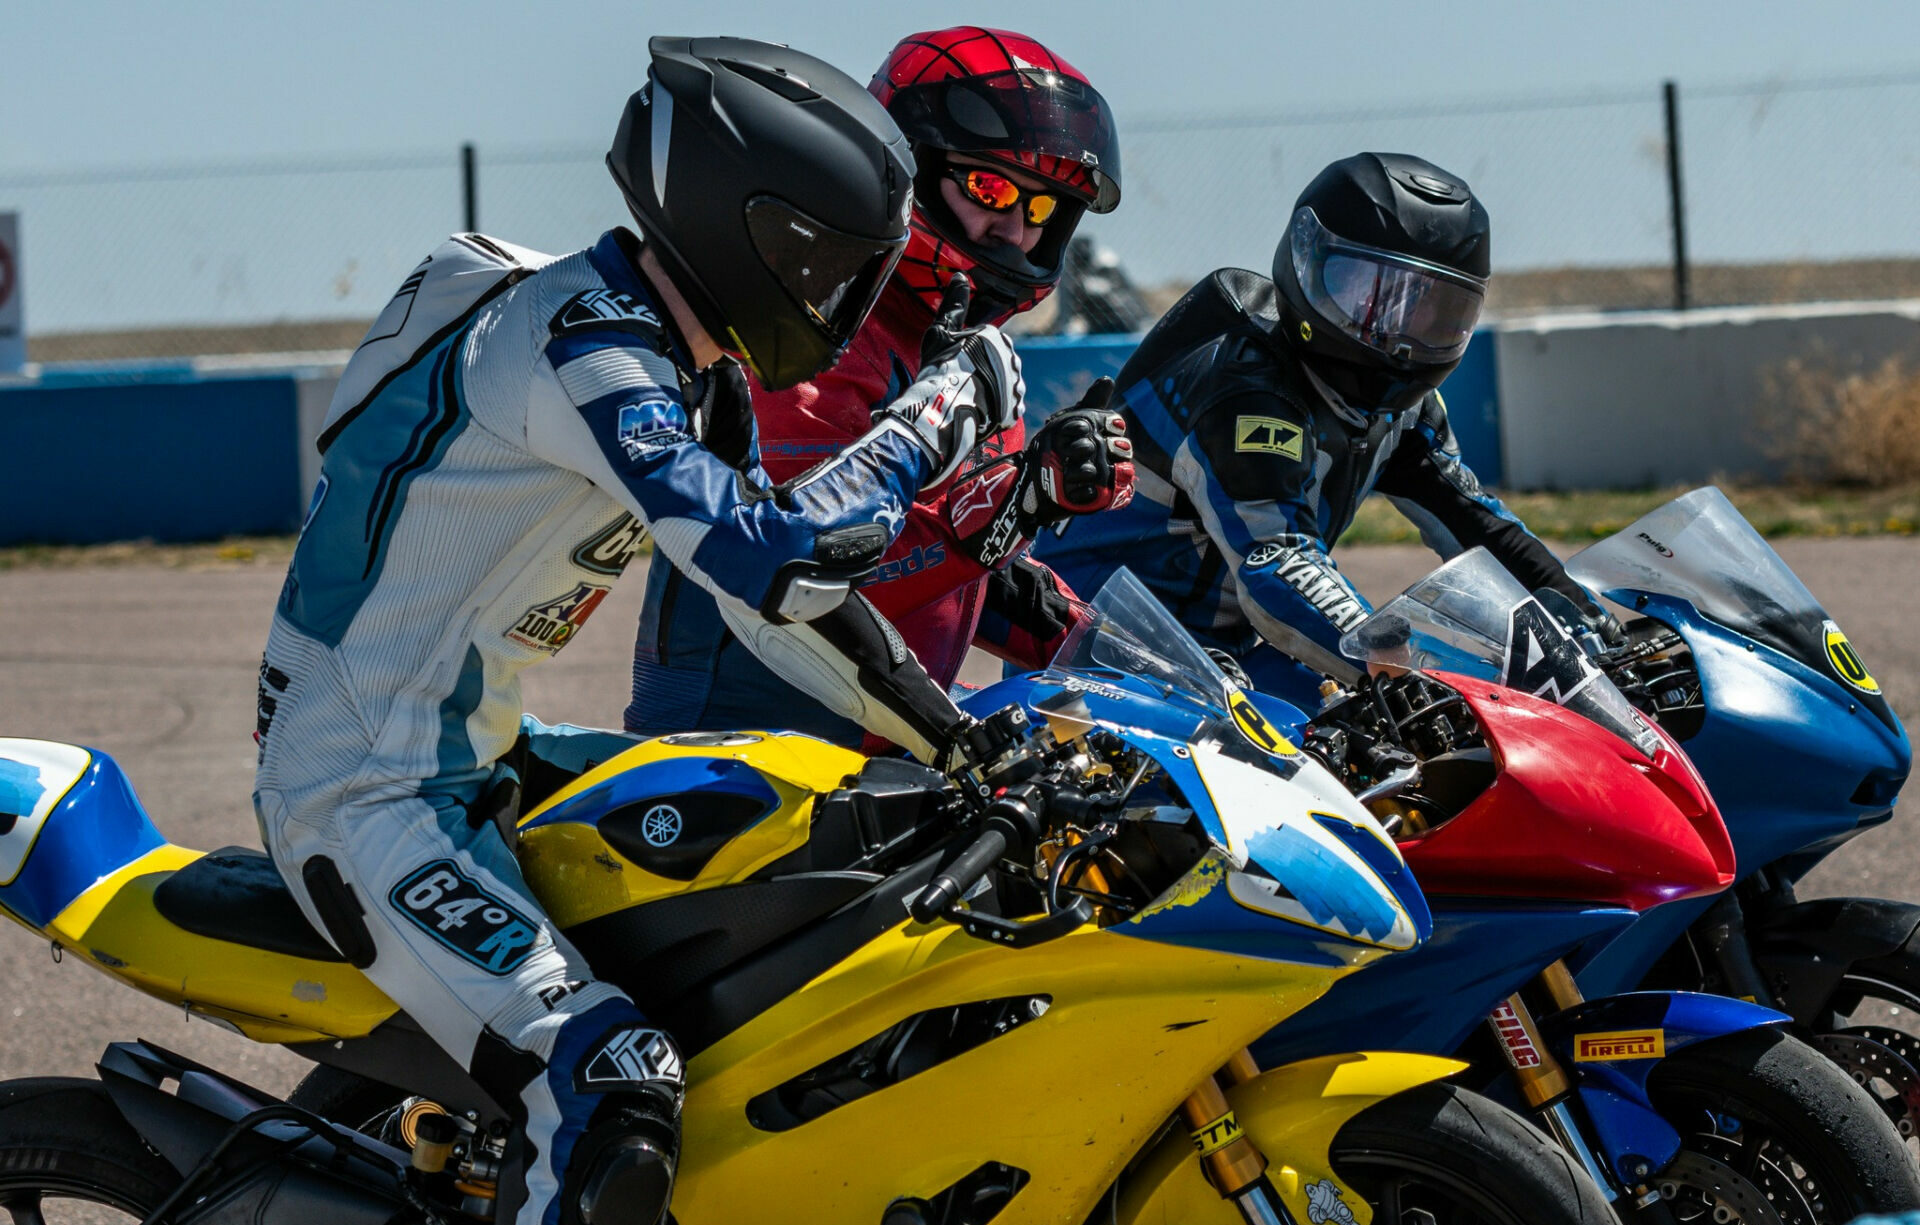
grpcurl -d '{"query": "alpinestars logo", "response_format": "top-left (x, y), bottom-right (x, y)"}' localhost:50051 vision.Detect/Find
top-left (580, 1027), bottom-right (685, 1091)
top-left (950, 463), bottom-right (1019, 539)
top-left (551, 289), bottom-right (660, 337)
top-left (572, 514), bottom-right (647, 576)
top-left (506, 583), bottom-right (611, 653)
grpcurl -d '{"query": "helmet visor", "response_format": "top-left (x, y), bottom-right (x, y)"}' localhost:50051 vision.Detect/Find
top-left (1290, 207), bottom-right (1485, 363)
top-left (745, 195), bottom-right (908, 351)
top-left (887, 69), bottom-right (1121, 212)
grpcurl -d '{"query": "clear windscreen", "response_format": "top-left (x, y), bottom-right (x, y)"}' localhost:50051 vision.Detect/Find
top-left (1050, 568), bottom-right (1233, 717)
top-left (1339, 548), bottom-right (1661, 756)
top-left (1566, 487), bottom-right (1894, 725)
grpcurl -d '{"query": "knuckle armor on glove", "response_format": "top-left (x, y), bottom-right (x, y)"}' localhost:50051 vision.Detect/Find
top-left (1030, 403), bottom-right (1134, 517)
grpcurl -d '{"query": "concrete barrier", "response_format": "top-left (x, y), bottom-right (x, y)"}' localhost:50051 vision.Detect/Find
top-left (1494, 299), bottom-right (1920, 488)
top-left (7, 299), bottom-right (1918, 545)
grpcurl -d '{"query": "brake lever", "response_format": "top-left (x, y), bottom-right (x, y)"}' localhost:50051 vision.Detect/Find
top-left (943, 896), bottom-right (1095, 948)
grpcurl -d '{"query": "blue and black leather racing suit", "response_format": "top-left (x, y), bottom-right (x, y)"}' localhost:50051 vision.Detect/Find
top-left (1037, 268), bottom-right (1599, 711)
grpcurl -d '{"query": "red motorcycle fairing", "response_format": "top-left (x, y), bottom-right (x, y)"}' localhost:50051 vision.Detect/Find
top-left (1399, 672), bottom-right (1734, 912)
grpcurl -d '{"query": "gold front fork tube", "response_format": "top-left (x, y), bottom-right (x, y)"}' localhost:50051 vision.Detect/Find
top-left (1180, 1049), bottom-right (1268, 1197)
top-left (1487, 992), bottom-right (1572, 1107)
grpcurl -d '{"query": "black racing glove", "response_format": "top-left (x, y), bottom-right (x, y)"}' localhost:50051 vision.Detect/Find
top-left (1023, 378), bottom-right (1135, 523)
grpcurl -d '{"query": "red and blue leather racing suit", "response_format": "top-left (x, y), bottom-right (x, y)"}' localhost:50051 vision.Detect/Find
top-left (625, 282), bottom-right (1084, 745)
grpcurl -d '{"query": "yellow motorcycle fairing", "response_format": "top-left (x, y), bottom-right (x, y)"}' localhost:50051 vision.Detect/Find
top-left (29, 845), bottom-right (400, 1044)
top-left (515, 731), bottom-right (868, 929)
top-left (664, 908), bottom-right (1391, 1225)
top-left (1114, 1052), bottom-right (1470, 1225)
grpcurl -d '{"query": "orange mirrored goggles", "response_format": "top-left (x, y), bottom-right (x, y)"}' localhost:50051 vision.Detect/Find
top-left (946, 165), bottom-right (1060, 225)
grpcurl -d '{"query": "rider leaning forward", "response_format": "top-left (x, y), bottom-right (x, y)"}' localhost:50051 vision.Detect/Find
top-left (253, 37), bottom-right (1030, 1225)
top-left (624, 26), bottom-right (1136, 747)
top-left (1037, 152), bottom-right (1622, 711)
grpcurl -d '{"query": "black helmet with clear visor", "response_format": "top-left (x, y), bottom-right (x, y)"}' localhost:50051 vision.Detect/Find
top-left (1273, 153), bottom-right (1490, 414)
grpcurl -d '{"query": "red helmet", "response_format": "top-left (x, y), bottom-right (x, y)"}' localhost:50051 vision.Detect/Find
top-left (870, 27), bottom-right (1121, 322)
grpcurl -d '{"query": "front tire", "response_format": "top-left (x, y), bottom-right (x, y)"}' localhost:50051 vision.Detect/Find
top-left (1330, 1082), bottom-right (1613, 1224)
top-left (0, 1079), bottom-right (178, 1225)
top-left (1649, 1026), bottom-right (1920, 1224)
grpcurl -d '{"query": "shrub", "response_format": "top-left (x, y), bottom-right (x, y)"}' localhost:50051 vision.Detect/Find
top-left (1763, 355), bottom-right (1920, 487)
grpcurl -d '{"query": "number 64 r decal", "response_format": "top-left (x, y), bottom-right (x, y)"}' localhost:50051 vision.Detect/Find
top-left (390, 859), bottom-right (543, 975)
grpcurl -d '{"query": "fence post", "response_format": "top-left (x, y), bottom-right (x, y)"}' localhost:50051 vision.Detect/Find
top-left (1663, 80), bottom-right (1689, 310)
top-left (461, 143), bottom-right (478, 234)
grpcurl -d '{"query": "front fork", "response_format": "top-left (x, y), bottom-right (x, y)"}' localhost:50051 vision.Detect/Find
top-left (1486, 961), bottom-right (1670, 1218)
top-left (1179, 1049), bottom-right (1296, 1225)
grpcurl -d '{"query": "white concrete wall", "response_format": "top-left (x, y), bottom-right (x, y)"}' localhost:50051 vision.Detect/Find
top-left (1495, 299), bottom-right (1920, 489)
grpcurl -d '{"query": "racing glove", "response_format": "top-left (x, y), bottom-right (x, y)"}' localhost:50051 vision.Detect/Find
top-left (945, 380), bottom-right (1134, 570)
top-left (690, 358), bottom-right (756, 472)
top-left (876, 275), bottom-right (1027, 489)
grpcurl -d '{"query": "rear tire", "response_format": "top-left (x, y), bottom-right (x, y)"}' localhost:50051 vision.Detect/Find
top-left (1331, 1082), bottom-right (1613, 1224)
top-left (1649, 1026), bottom-right (1920, 1224)
top-left (0, 1078), bottom-right (178, 1223)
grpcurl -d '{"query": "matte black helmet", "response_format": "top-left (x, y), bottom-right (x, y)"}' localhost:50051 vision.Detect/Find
top-left (609, 37), bottom-right (916, 390)
top-left (1272, 153), bottom-right (1490, 413)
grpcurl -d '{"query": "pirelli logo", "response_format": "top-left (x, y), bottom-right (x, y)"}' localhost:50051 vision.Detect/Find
top-left (1573, 1029), bottom-right (1666, 1062)
top-left (1234, 415), bottom-right (1304, 459)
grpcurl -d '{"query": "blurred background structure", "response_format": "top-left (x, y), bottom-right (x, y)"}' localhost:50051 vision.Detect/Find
top-left (12, 68), bottom-right (1920, 362)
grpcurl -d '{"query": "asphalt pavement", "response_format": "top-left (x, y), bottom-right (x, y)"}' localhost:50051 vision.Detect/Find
top-left (2, 537), bottom-right (1917, 1093)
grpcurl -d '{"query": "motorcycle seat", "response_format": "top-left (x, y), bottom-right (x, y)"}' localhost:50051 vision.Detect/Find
top-left (152, 846), bottom-right (348, 964)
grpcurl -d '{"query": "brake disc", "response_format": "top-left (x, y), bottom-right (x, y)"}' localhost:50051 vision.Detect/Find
top-left (1656, 1150), bottom-right (1785, 1225)
top-left (1819, 1029), bottom-right (1920, 1141)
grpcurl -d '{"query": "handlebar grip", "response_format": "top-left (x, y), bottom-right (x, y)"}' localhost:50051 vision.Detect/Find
top-left (910, 828), bottom-right (1009, 924)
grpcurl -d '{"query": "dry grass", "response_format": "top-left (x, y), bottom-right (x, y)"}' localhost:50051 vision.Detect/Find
top-left (0, 535), bottom-right (297, 571)
top-left (1760, 355), bottom-right (1920, 488)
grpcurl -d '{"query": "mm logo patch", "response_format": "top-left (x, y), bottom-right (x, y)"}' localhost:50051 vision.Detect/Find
top-left (1824, 621), bottom-right (1879, 694)
top-left (391, 860), bottom-right (542, 975)
top-left (1574, 1028), bottom-right (1666, 1062)
top-left (1234, 415), bottom-right (1304, 459)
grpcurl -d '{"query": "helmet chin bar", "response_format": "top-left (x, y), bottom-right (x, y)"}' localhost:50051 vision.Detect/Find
top-left (1305, 349), bottom-right (1452, 416)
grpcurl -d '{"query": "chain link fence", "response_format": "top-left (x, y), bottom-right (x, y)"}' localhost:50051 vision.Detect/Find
top-left (8, 70), bottom-right (1920, 363)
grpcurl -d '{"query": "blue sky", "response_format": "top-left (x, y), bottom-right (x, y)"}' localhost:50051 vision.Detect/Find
top-left (9, 1), bottom-right (1919, 170)
top-left (7, 2), bottom-right (1920, 331)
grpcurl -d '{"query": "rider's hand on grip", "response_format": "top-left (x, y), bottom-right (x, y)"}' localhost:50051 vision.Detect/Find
top-left (1032, 378), bottom-right (1133, 514)
top-left (876, 275), bottom-right (1027, 489)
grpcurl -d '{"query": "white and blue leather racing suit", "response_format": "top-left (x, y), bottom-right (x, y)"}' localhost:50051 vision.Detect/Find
top-left (252, 228), bottom-right (956, 1225)
top-left (1038, 268), bottom-right (1599, 711)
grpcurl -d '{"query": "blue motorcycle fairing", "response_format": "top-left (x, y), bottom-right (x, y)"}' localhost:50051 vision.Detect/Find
top-left (1252, 896), bottom-right (1638, 1067)
top-left (1537, 989), bottom-right (1790, 1185)
top-left (1572, 592), bottom-right (1910, 997)
top-left (961, 670), bottom-right (1429, 964)
top-left (0, 747), bottom-right (165, 930)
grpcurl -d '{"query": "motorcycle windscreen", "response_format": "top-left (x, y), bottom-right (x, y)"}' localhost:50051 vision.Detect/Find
top-left (1340, 547), bottom-right (1661, 757)
top-left (1566, 486), bottom-right (1897, 733)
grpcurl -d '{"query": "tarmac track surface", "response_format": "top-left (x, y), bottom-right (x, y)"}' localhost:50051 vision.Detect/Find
top-left (1, 537), bottom-right (1917, 1095)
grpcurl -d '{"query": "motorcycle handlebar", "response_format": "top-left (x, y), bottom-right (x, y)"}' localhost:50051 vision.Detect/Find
top-left (910, 827), bottom-right (1009, 924)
